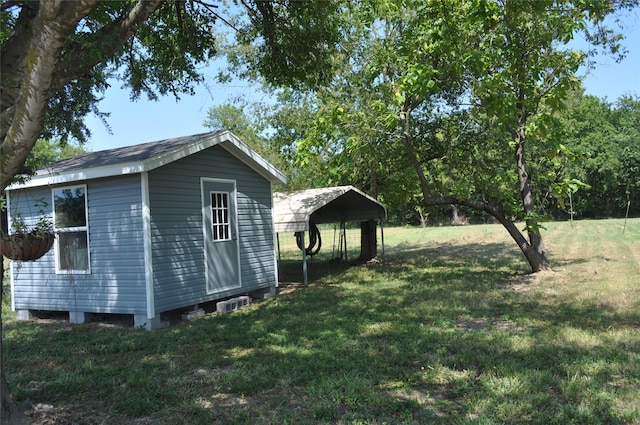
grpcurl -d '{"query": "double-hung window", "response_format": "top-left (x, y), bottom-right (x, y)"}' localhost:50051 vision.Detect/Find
top-left (53, 185), bottom-right (89, 273)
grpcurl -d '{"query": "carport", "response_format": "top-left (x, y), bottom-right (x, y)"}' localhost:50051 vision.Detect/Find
top-left (273, 185), bottom-right (387, 285)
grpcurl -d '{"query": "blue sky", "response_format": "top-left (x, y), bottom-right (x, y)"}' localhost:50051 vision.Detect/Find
top-left (84, 12), bottom-right (639, 152)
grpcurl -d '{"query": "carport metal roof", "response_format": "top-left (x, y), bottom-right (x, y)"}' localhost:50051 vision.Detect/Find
top-left (273, 185), bottom-right (386, 233)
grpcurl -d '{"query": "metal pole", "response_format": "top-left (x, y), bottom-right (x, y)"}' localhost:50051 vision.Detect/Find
top-left (332, 224), bottom-right (337, 259)
top-left (277, 233), bottom-right (281, 261)
top-left (568, 190), bottom-right (574, 228)
top-left (342, 221), bottom-right (348, 262)
top-left (380, 220), bottom-right (385, 259)
top-left (298, 231), bottom-right (308, 286)
top-left (623, 200), bottom-right (631, 235)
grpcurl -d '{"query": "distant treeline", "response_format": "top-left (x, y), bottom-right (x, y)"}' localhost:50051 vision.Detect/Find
top-left (386, 93), bottom-right (639, 226)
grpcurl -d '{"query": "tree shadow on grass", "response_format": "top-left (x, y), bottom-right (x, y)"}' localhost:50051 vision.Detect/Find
top-left (4, 240), bottom-right (639, 425)
top-left (203, 271), bottom-right (638, 424)
top-left (278, 240), bottom-right (528, 287)
top-left (386, 239), bottom-right (593, 271)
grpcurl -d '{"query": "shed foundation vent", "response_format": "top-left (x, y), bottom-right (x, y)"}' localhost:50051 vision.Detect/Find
top-left (216, 296), bottom-right (251, 314)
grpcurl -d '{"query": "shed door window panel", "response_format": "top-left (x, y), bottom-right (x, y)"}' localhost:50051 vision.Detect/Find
top-left (53, 186), bottom-right (89, 272)
top-left (211, 192), bottom-right (231, 241)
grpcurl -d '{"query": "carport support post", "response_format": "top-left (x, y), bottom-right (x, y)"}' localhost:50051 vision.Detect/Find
top-left (381, 220), bottom-right (385, 259)
top-left (276, 233), bottom-right (281, 261)
top-left (297, 231), bottom-right (309, 286)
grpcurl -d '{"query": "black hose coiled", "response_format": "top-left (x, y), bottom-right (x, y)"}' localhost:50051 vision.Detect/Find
top-left (295, 222), bottom-right (322, 256)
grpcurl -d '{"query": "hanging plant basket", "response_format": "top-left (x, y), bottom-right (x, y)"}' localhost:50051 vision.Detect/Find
top-left (0, 232), bottom-right (55, 261)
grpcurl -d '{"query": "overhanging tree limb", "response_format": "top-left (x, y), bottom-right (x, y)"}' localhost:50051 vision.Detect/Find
top-left (2, 1), bottom-right (97, 190)
top-left (50, 0), bottom-right (165, 93)
top-left (1, 0), bottom-right (166, 191)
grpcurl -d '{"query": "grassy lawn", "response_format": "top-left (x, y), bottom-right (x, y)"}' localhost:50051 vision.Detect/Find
top-left (2, 218), bottom-right (639, 424)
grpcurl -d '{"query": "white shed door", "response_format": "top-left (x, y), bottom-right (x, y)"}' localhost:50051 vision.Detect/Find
top-left (202, 179), bottom-right (240, 294)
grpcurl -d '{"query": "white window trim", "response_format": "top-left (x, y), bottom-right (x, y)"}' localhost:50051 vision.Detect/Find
top-left (52, 184), bottom-right (91, 274)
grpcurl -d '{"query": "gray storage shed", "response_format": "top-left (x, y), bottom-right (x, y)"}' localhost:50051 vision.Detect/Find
top-left (4, 130), bottom-right (286, 329)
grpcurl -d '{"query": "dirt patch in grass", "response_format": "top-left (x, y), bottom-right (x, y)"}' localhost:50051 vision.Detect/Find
top-left (500, 270), bottom-right (556, 292)
top-left (456, 317), bottom-right (525, 334)
top-left (24, 403), bottom-right (86, 425)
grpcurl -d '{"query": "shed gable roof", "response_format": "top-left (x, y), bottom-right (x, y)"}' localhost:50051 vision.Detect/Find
top-left (273, 185), bottom-right (386, 233)
top-left (10, 130), bottom-right (286, 189)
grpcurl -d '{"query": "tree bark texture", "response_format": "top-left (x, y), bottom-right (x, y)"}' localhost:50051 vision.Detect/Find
top-left (2, 2), bottom-right (72, 189)
top-left (514, 132), bottom-right (551, 271)
top-left (359, 220), bottom-right (378, 261)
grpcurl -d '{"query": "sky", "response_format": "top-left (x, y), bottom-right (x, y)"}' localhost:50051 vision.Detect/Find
top-left (83, 11), bottom-right (640, 153)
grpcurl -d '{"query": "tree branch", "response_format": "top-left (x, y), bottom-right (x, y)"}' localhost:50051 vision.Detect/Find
top-left (49, 0), bottom-right (165, 96)
top-left (1, 1), bottom-right (101, 190)
top-left (194, 0), bottom-right (242, 34)
top-left (1, 1), bottom-right (101, 139)
top-left (0, 1), bottom-right (39, 114)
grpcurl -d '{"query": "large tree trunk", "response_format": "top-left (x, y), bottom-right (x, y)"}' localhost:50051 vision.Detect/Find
top-left (359, 219), bottom-right (378, 261)
top-left (0, 1), bottom-right (99, 191)
top-left (1, 6), bottom-right (76, 417)
top-left (514, 129), bottom-right (551, 270)
top-left (1, 373), bottom-right (23, 424)
top-left (1, 251), bottom-right (30, 424)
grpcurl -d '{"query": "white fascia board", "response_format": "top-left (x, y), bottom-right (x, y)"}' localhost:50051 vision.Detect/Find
top-left (141, 172), bottom-right (155, 320)
top-left (269, 181), bottom-right (280, 288)
top-left (7, 162), bottom-right (147, 190)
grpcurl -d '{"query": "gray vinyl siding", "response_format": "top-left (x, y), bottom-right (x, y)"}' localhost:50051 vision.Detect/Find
top-left (237, 185), bottom-right (276, 288)
top-left (11, 176), bottom-right (147, 314)
top-left (149, 145), bottom-right (277, 313)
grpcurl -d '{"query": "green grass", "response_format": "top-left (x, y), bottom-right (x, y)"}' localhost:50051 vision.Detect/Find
top-left (2, 218), bottom-right (639, 424)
